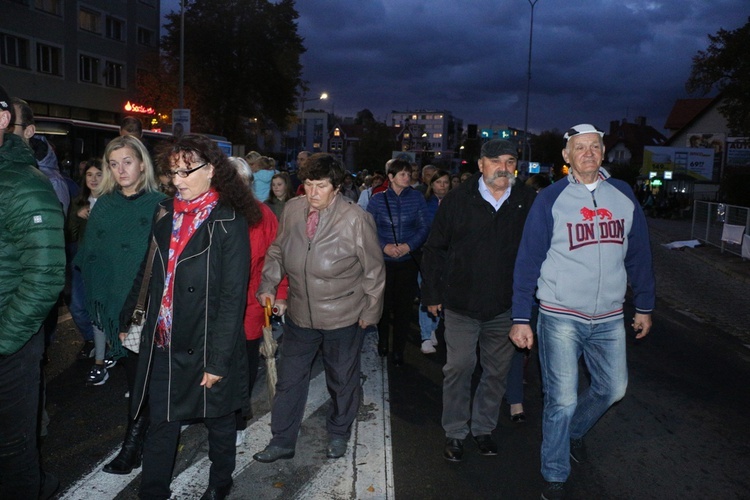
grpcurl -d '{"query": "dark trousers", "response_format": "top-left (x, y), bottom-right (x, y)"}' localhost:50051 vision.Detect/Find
top-left (378, 259), bottom-right (419, 355)
top-left (236, 337), bottom-right (261, 430)
top-left (269, 317), bottom-right (364, 449)
top-left (139, 351), bottom-right (236, 499)
top-left (0, 332), bottom-right (43, 499)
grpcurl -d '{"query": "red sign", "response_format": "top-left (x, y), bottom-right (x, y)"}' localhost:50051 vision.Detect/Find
top-left (124, 101), bottom-right (155, 115)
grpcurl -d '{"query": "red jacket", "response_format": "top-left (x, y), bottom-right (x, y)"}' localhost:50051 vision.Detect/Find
top-left (244, 203), bottom-right (288, 340)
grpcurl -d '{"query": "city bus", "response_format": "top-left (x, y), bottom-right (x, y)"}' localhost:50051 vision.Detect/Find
top-left (33, 117), bottom-right (232, 180)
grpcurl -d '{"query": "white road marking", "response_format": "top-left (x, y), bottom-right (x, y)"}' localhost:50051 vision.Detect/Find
top-left (59, 334), bottom-right (393, 499)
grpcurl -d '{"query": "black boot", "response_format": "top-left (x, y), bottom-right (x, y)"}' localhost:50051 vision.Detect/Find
top-left (103, 412), bottom-right (149, 474)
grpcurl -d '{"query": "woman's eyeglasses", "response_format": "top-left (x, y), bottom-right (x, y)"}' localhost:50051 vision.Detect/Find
top-left (168, 162), bottom-right (208, 178)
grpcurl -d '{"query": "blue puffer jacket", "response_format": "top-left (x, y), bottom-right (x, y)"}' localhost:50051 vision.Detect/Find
top-left (367, 185), bottom-right (429, 262)
top-left (0, 133), bottom-right (66, 356)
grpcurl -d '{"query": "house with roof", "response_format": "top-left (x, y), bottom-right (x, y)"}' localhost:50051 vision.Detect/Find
top-left (604, 116), bottom-right (667, 168)
top-left (663, 95), bottom-right (730, 181)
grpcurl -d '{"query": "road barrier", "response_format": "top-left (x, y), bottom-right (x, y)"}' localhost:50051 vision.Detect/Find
top-left (691, 201), bottom-right (750, 259)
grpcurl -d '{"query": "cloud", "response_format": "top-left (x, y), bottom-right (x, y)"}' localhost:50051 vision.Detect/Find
top-left (161, 0), bottom-right (749, 134)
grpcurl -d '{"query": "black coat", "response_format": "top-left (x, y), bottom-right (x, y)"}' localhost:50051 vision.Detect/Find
top-left (122, 199), bottom-right (250, 421)
top-left (421, 174), bottom-right (536, 321)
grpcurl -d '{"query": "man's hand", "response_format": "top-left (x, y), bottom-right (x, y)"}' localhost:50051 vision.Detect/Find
top-left (632, 313), bottom-right (652, 339)
top-left (509, 324), bottom-right (534, 349)
top-left (427, 304), bottom-right (442, 316)
top-left (201, 372), bottom-right (222, 389)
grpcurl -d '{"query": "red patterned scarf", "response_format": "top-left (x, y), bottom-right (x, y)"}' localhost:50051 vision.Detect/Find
top-left (156, 189), bottom-right (219, 347)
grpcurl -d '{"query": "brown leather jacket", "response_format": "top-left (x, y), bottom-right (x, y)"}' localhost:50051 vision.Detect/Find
top-left (258, 193), bottom-right (385, 330)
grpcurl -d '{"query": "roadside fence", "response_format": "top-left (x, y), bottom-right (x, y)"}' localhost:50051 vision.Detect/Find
top-left (691, 201), bottom-right (750, 259)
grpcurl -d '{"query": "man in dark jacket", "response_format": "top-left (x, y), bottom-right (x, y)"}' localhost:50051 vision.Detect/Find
top-left (0, 84), bottom-right (66, 498)
top-left (421, 139), bottom-right (535, 463)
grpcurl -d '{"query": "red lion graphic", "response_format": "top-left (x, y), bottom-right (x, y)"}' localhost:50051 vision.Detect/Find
top-left (580, 207), bottom-right (613, 221)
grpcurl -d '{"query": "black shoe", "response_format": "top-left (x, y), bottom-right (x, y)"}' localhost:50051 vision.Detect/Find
top-left (326, 438), bottom-right (348, 459)
top-left (443, 438), bottom-right (463, 462)
top-left (253, 445), bottom-right (295, 463)
top-left (39, 470), bottom-right (60, 500)
top-left (569, 437), bottom-right (587, 464)
top-left (473, 434), bottom-right (498, 456)
top-left (391, 351), bottom-right (403, 366)
top-left (541, 481), bottom-right (565, 500)
top-left (77, 340), bottom-right (95, 360)
top-left (103, 413), bottom-right (149, 474)
top-left (200, 481), bottom-right (232, 500)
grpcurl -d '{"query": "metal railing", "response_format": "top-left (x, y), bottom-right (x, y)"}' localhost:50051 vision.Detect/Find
top-left (691, 201), bottom-right (750, 258)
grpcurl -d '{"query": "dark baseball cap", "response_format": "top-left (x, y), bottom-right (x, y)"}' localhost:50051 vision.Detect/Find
top-left (480, 139), bottom-right (517, 159)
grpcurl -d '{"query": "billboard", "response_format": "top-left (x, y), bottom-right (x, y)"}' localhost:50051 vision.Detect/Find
top-left (642, 146), bottom-right (715, 181)
top-left (726, 137), bottom-right (750, 168)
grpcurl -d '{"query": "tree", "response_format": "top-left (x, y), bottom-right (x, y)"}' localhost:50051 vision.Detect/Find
top-left (134, 52), bottom-right (206, 132)
top-left (353, 111), bottom-right (397, 172)
top-left (161, 0), bottom-right (305, 142)
top-left (686, 17), bottom-right (750, 135)
top-left (530, 129), bottom-right (566, 167)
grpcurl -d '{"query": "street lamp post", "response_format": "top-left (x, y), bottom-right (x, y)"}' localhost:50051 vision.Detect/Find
top-left (522, 0), bottom-right (540, 164)
top-left (298, 92), bottom-right (328, 152)
top-left (179, 0), bottom-right (185, 109)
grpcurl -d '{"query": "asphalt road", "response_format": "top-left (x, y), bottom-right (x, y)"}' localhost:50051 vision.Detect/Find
top-left (41, 217), bottom-right (750, 499)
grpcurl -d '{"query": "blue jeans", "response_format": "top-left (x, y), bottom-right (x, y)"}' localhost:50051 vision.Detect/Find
top-left (417, 273), bottom-right (439, 342)
top-left (537, 312), bottom-right (628, 482)
top-left (70, 266), bottom-right (94, 342)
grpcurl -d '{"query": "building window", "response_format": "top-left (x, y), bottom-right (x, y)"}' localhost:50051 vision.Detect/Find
top-left (37, 43), bottom-right (62, 75)
top-left (137, 27), bottom-right (154, 46)
top-left (0, 33), bottom-right (30, 69)
top-left (79, 8), bottom-right (101, 34)
top-left (106, 16), bottom-right (124, 41)
top-left (433, 133), bottom-right (442, 139)
top-left (105, 61), bottom-right (123, 88)
top-left (79, 54), bottom-right (99, 83)
top-left (35, 0), bottom-right (62, 15)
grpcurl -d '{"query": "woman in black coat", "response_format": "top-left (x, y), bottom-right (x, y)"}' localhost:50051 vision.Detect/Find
top-left (121, 134), bottom-right (262, 500)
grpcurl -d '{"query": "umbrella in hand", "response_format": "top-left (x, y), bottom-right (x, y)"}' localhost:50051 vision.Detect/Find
top-left (259, 298), bottom-right (278, 406)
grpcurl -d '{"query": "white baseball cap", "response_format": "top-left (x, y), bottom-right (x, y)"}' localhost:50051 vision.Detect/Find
top-left (564, 124), bottom-right (604, 142)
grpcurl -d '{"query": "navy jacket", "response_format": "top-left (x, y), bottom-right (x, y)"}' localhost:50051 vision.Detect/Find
top-left (367, 186), bottom-right (429, 262)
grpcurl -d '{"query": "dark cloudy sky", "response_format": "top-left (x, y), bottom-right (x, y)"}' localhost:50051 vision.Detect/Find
top-left (165, 1), bottom-right (748, 134)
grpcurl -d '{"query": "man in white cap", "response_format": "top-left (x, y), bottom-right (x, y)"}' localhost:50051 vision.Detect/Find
top-left (509, 124), bottom-right (655, 499)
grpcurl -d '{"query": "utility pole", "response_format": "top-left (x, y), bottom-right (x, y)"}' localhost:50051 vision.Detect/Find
top-left (522, 0), bottom-right (540, 163)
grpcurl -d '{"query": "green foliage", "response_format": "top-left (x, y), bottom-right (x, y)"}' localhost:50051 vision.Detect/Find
top-left (719, 167), bottom-right (750, 206)
top-left (686, 17), bottom-right (750, 135)
top-left (162, 0), bottom-right (305, 141)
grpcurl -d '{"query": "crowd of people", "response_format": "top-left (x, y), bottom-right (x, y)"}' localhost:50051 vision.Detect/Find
top-left (0, 78), bottom-right (653, 500)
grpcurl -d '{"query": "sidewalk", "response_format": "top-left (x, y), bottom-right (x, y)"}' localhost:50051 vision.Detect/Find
top-left (647, 217), bottom-right (750, 345)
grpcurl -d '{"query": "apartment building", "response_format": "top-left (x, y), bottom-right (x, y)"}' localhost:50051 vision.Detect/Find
top-left (0, 0), bottom-right (160, 124)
